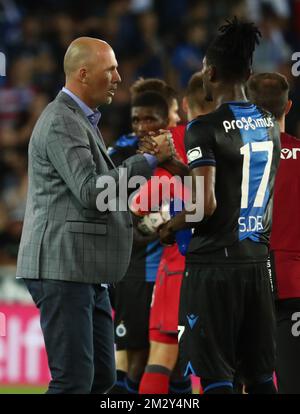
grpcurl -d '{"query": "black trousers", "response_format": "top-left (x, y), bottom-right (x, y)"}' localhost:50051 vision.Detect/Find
top-left (179, 260), bottom-right (276, 383)
top-left (24, 279), bottom-right (116, 394)
top-left (276, 299), bottom-right (300, 394)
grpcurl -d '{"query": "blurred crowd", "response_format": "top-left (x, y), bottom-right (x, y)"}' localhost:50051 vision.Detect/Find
top-left (0, 0), bottom-right (299, 266)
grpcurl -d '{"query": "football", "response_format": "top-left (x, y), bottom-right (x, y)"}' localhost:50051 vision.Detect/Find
top-left (137, 204), bottom-right (171, 235)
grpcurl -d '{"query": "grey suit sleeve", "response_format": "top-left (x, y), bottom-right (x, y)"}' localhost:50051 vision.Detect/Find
top-left (46, 114), bottom-right (152, 209)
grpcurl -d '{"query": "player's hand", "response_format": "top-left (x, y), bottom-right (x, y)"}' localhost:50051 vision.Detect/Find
top-left (159, 221), bottom-right (176, 246)
top-left (153, 130), bottom-right (175, 163)
top-left (138, 130), bottom-right (175, 163)
top-left (137, 133), bottom-right (158, 156)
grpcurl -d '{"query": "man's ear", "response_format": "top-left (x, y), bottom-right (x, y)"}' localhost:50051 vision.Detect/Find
top-left (79, 67), bottom-right (88, 84)
top-left (182, 96), bottom-right (188, 114)
top-left (285, 99), bottom-right (292, 116)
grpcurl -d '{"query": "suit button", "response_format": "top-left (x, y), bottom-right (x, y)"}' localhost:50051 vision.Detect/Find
top-left (128, 223), bottom-right (133, 228)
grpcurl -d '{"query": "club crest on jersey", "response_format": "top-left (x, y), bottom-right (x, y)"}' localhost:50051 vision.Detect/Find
top-left (223, 117), bottom-right (274, 134)
top-left (187, 147), bottom-right (202, 163)
top-left (116, 322), bottom-right (127, 337)
top-left (281, 148), bottom-right (300, 160)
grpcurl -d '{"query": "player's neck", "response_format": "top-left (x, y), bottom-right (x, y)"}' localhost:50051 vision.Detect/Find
top-left (277, 116), bottom-right (285, 133)
top-left (214, 84), bottom-right (247, 108)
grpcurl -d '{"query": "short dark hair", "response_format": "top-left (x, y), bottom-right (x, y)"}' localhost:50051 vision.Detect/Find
top-left (247, 72), bottom-right (289, 119)
top-left (206, 17), bottom-right (261, 82)
top-left (130, 78), bottom-right (177, 108)
top-left (186, 72), bottom-right (206, 110)
top-left (131, 91), bottom-right (169, 120)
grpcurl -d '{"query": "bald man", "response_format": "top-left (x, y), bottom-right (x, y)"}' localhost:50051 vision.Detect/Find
top-left (16, 37), bottom-right (174, 394)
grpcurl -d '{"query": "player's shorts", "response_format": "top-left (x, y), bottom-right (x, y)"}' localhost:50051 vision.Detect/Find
top-left (275, 298), bottom-right (300, 394)
top-left (113, 278), bottom-right (154, 350)
top-left (149, 260), bottom-right (183, 344)
top-left (179, 259), bottom-right (276, 384)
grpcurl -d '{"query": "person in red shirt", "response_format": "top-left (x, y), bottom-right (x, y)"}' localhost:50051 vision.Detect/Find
top-left (133, 73), bottom-right (215, 394)
top-left (248, 72), bottom-right (300, 394)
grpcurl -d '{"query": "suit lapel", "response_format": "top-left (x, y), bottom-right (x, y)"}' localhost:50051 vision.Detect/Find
top-left (84, 119), bottom-right (116, 169)
top-left (96, 127), bottom-right (117, 168)
top-left (57, 91), bottom-right (116, 169)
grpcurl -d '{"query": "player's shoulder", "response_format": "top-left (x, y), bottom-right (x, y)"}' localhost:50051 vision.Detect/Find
top-left (253, 104), bottom-right (278, 127)
top-left (108, 133), bottom-right (138, 157)
top-left (186, 106), bottom-right (229, 133)
top-left (112, 133), bottom-right (138, 150)
top-left (170, 124), bottom-right (186, 135)
top-left (280, 132), bottom-right (300, 146)
top-left (170, 124), bottom-right (186, 143)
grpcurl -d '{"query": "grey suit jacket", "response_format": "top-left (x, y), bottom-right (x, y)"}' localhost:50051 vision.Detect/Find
top-left (16, 91), bottom-right (152, 283)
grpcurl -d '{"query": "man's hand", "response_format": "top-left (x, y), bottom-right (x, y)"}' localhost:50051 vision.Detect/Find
top-left (138, 130), bottom-right (175, 163)
top-left (138, 134), bottom-right (158, 156)
top-left (159, 221), bottom-right (176, 246)
top-left (153, 130), bottom-right (175, 163)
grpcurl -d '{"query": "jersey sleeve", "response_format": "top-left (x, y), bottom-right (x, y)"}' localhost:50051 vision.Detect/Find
top-left (184, 119), bottom-right (216, 169)
top-left (170, 125), bottom-right (188, 164)
top-left (130, 168), bottom-right (187, 215)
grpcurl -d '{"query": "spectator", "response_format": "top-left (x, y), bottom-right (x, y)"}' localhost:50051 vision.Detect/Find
top-left (171, 19), bottom-right (208, 87)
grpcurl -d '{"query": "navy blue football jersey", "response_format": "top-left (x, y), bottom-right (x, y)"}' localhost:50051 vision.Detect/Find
top-left (185, 101), bottom-right (281, 253)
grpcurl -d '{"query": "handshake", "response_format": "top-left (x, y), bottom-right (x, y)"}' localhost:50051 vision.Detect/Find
top-left (137, 129), bottom-right (176, 164)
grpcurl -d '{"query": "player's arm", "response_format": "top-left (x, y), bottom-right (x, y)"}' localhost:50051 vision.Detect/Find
top-left (159, 158), bottom-right (189, 178)
top-left (159, 166), bottom-right (216, 244)
top-left (159, 120), bottom-right (217, 244)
